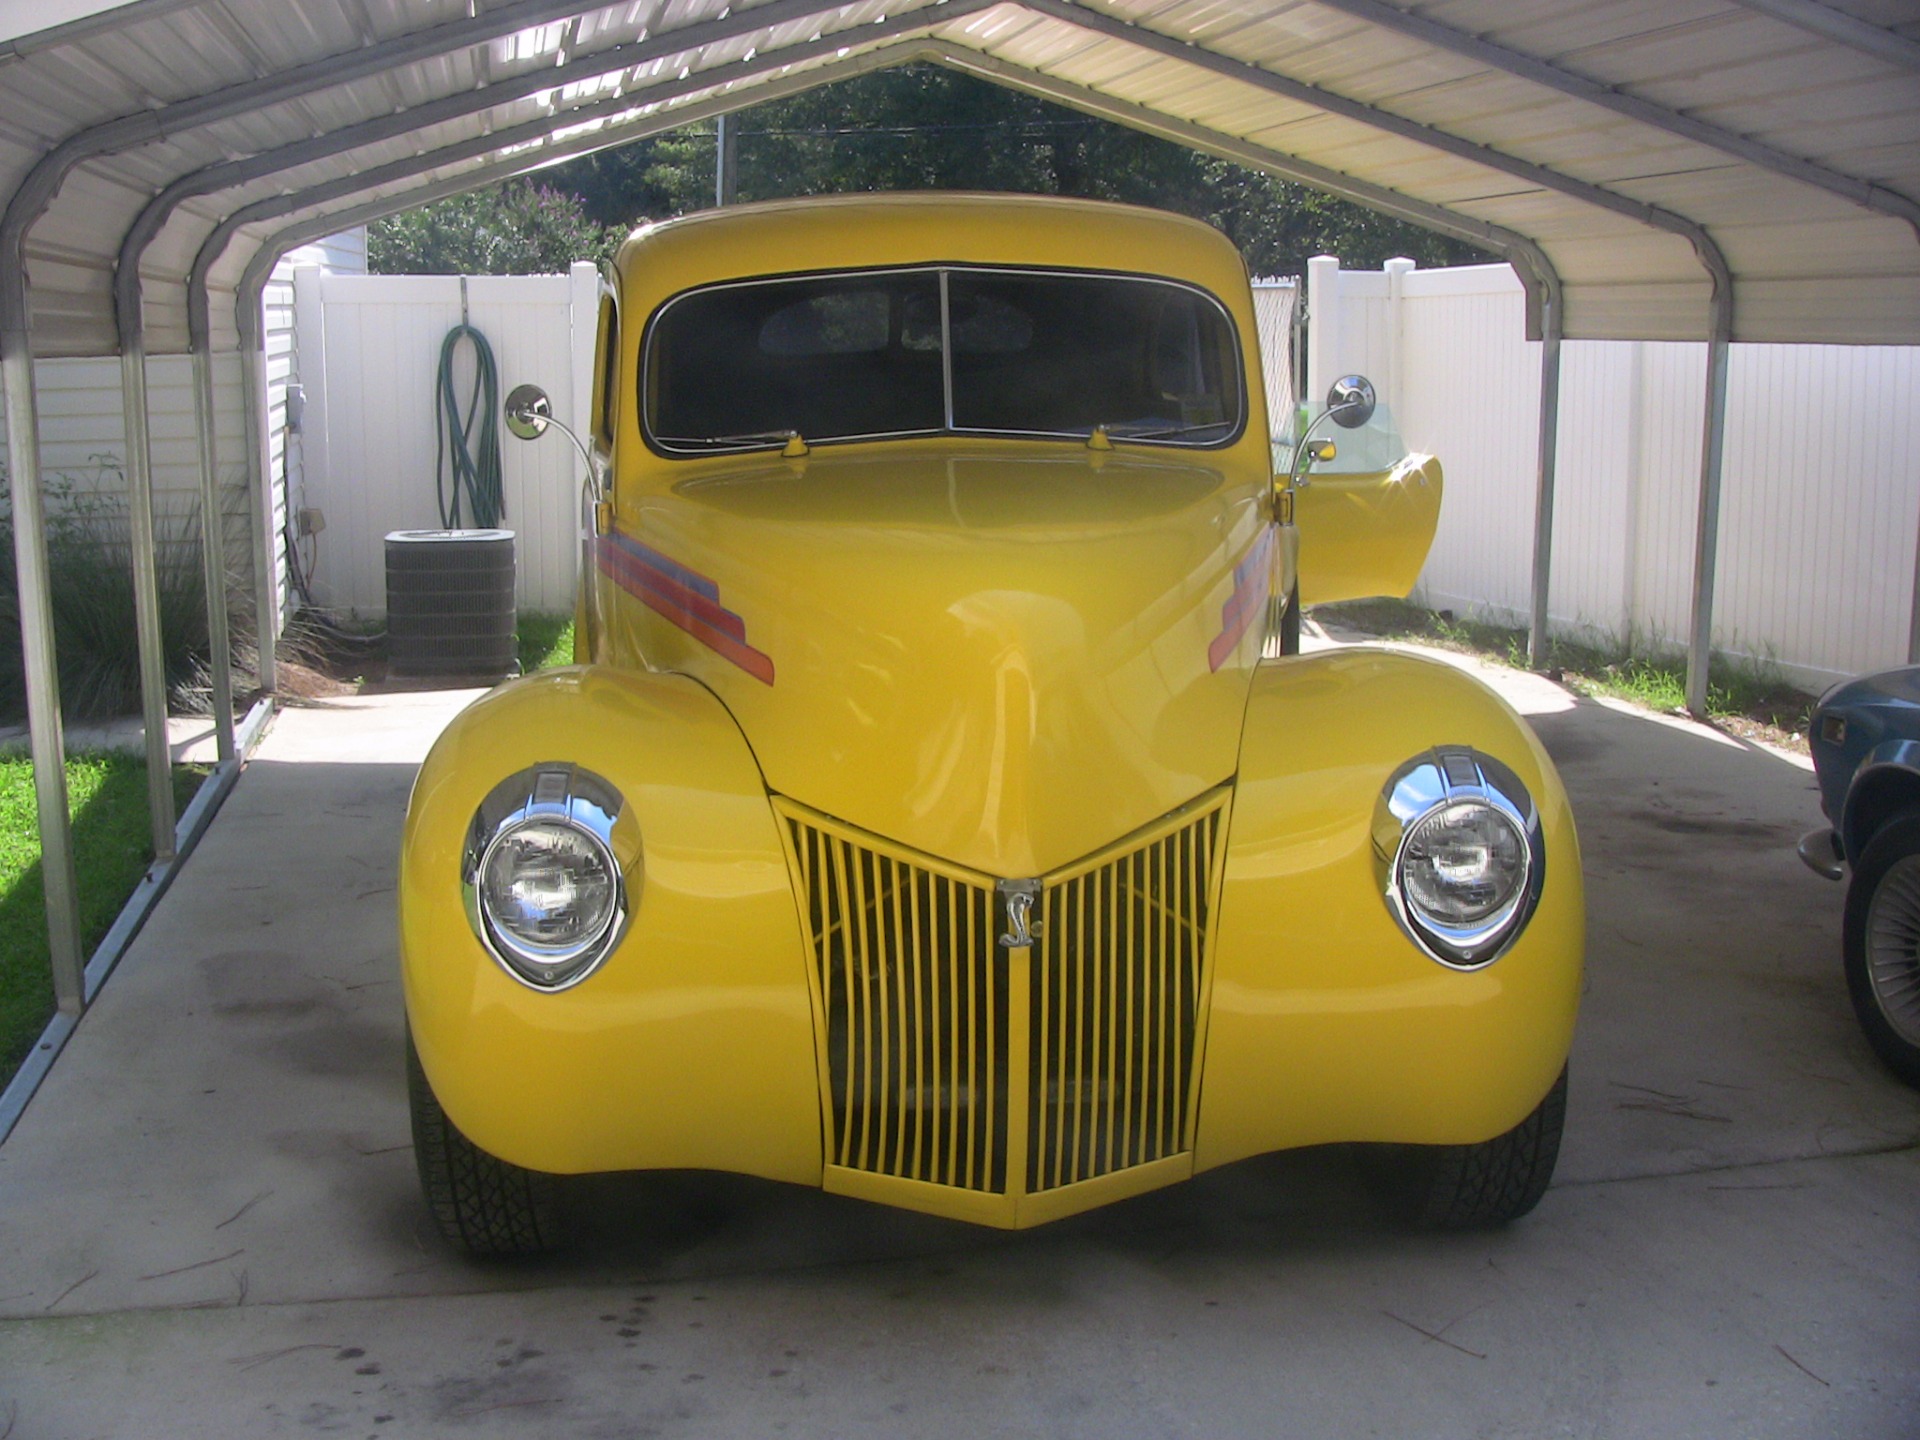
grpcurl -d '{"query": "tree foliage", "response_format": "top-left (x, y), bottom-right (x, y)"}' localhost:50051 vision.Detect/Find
top-left (555, 66), bottom-right (1491, 274)
top-left (375, 66), bottom-right (1492, 277)
top-left (369, 180), bottom-right (621, 275)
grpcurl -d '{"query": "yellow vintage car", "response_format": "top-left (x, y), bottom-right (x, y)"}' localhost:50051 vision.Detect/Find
top-left (399, 193), bottom-right (1582, 1254)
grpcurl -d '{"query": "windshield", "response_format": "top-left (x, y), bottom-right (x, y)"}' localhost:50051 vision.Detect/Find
top-left (644, 266), bottom-right (1245, 455)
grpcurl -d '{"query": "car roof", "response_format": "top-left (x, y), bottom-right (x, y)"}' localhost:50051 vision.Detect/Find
top-left (613, 192), bottom-right (1252, 314)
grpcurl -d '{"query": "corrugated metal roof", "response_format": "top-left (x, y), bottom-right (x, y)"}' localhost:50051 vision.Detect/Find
top-left (1, 0), bottom-right (1917, 355)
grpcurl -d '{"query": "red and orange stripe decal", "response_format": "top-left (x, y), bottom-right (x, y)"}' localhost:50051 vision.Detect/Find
top-left (1207, 526), bottom-right (1275, 672)
top-left (597, 532), bottom-right (775, 685)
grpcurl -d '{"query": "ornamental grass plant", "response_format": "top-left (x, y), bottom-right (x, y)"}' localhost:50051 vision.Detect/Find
top-left (0, 459), bottom-right (254, 722)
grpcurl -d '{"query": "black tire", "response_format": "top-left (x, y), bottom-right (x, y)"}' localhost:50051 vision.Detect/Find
top-left (407, 1032), bottom-right (569, 1255)
top-left (1382, 1067), bottom-right (1567, 1228)
top-left (1842, 815), bottom-right (1920, 1089)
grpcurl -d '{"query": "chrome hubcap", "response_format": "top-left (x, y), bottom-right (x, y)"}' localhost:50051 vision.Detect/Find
top-left (1865, 854), bottom-right (1920, 1047)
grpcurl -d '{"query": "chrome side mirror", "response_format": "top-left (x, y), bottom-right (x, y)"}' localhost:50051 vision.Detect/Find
top-left (1284, 373), bottom-right (1378, 497)
top-left (1328, 374), bottom-right (1377, 430)
top-left (504, 383), bottom-right (553, 441)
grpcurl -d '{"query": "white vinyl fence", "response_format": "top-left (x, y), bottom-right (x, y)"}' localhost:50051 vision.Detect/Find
top-left (289, 263), bottom-right (599, 616)
top-left (277, 254), bottom-right (1920, 691)
top-left (1306, 258), bottom-right (1920, 691)
top-left (7, 248), bottom-right (1915, 693)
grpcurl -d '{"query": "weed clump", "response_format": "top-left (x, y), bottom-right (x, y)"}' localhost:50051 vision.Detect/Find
top-left (1316, 597), bottom-right (1816, 742)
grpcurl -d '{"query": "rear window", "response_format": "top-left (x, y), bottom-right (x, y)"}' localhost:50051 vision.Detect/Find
top-left (643, 266), bottom-right (1244, 455)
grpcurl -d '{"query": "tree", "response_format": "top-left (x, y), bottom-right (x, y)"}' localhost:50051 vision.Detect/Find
top-left (545, 65), bottom-right (1491, 275)
top-left (368, 180), bottom-right (621, 275)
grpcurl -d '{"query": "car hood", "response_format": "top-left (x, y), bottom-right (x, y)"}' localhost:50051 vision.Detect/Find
top-left (612, 449), bottom-right (1268, 877)
top-left (1818, 664), bottom-right (1920, 713)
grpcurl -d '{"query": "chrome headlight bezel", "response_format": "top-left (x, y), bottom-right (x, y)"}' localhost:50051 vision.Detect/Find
top-left (461, 763), bottom-right (633, 991)
top-left (1373, 747), bottom-right (1545, 970)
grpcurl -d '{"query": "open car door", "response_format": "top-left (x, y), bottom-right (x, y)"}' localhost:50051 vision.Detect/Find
top-left (1293, 452), bottom-right (1444, 606)
top-left (1280, 376), bottom-right (1444, 607)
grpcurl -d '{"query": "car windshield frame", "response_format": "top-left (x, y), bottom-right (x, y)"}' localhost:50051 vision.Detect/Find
top-left (640, 263), bottom-right (1248, 458)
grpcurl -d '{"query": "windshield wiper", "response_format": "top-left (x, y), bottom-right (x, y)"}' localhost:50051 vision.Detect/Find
top-left (1101, 419), bottom-right (1230, 441)
top-left (661, 429), bottom-right (798, 448)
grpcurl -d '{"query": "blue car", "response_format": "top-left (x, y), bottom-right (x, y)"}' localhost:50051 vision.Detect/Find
top-left (1800, 664), bottom-right (1920, 1088)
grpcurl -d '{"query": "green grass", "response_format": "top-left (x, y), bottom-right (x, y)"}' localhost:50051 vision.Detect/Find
top-left (0, 756), bottom-right (207, 1086)
top-left (1317, 598), bottom-right (1816, 736)
top-left (516, 612), bottom-right (576, 674)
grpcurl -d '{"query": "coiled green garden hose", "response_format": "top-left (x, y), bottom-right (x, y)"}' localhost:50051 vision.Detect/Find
top-left (434, 322), bottom-right (505, 529)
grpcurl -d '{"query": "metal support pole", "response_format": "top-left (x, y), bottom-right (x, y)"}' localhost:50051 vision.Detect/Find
top-left (0, 329), bottom-right (84, 1013)
top-left (1528, 289), bottom-right (1564, 669)
top-left (190, 341), bottom-right (238, 764)
top-left (1686, 333), bottom-right (1733, 715)
top-left (240, 333), bottom-right (277, 693)
top-left (116, 338), bottom-right (179, 859)
top-left (715, 112), bottom-right (738, 207)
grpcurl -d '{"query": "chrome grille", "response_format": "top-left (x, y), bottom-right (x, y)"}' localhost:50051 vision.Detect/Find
top-left (779, 792), bottom-right (1227, 1203)
top-left (1029, 804), bottom-right (1219, 1192)
top-left (784, 812), bottom-right (1006, 1192)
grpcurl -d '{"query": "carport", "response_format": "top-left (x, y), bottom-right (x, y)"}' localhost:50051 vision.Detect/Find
top-left (0, 1), bottom-right (1917, 1429)
top-left (3, 0), bottom-right (1919, 1031)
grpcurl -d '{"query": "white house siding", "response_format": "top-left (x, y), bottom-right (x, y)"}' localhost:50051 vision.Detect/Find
top-left (268, 230), bottom-right (366, 635)
top-left (1249, 279), bottom-right (1297, 435)
top-left (0, 230), bottom-right (366, 660)
top-left (0, 352), bottom-right (251, 571)
top-left (304, 227), bottom-right (367, 276)
top-left (1, 353), bottom-right (243, 505)
top-left (261, 267), bottom-right (297, 637)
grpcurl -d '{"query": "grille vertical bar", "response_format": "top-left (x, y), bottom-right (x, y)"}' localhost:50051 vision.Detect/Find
top-left (1027, 802), bottom-right (1222, 1193)
top-left (785, 812), bottom-right (1005, 1194)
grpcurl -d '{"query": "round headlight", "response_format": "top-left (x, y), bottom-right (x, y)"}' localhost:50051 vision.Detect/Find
top-left (463, 764), bottom-right (632, 990)
top-left (480, 819), bottom-right (621, 960)
top-left (1377, 748), bottom-right (1544, 970)
top-left (1400, 800), bottom-right (1528, 929)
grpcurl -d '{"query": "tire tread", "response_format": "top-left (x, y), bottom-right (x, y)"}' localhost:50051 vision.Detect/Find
top-left (1400, 1067), bottom-right (1567, 1229)
top-left (407, 1035), bottom-right (566, 1255)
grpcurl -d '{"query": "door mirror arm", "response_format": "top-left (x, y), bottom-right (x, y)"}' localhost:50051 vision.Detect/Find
top-left (505, 383), bottom-right (610, 535)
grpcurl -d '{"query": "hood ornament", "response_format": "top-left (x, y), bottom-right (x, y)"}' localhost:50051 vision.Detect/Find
top-left (998, 879), bottom-right (1043, 949)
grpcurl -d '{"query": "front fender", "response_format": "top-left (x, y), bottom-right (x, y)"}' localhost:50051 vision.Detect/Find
top-left (1840, 739), bottom-right (1920, 861)
top-left (1196, 648), bottom-right (1583, 1171)
top-left (400, 665), bottom-right (821, 1180)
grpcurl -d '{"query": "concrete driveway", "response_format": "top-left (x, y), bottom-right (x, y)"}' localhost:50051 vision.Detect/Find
top-left (0, 646), bottom-right (1914, 1439)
